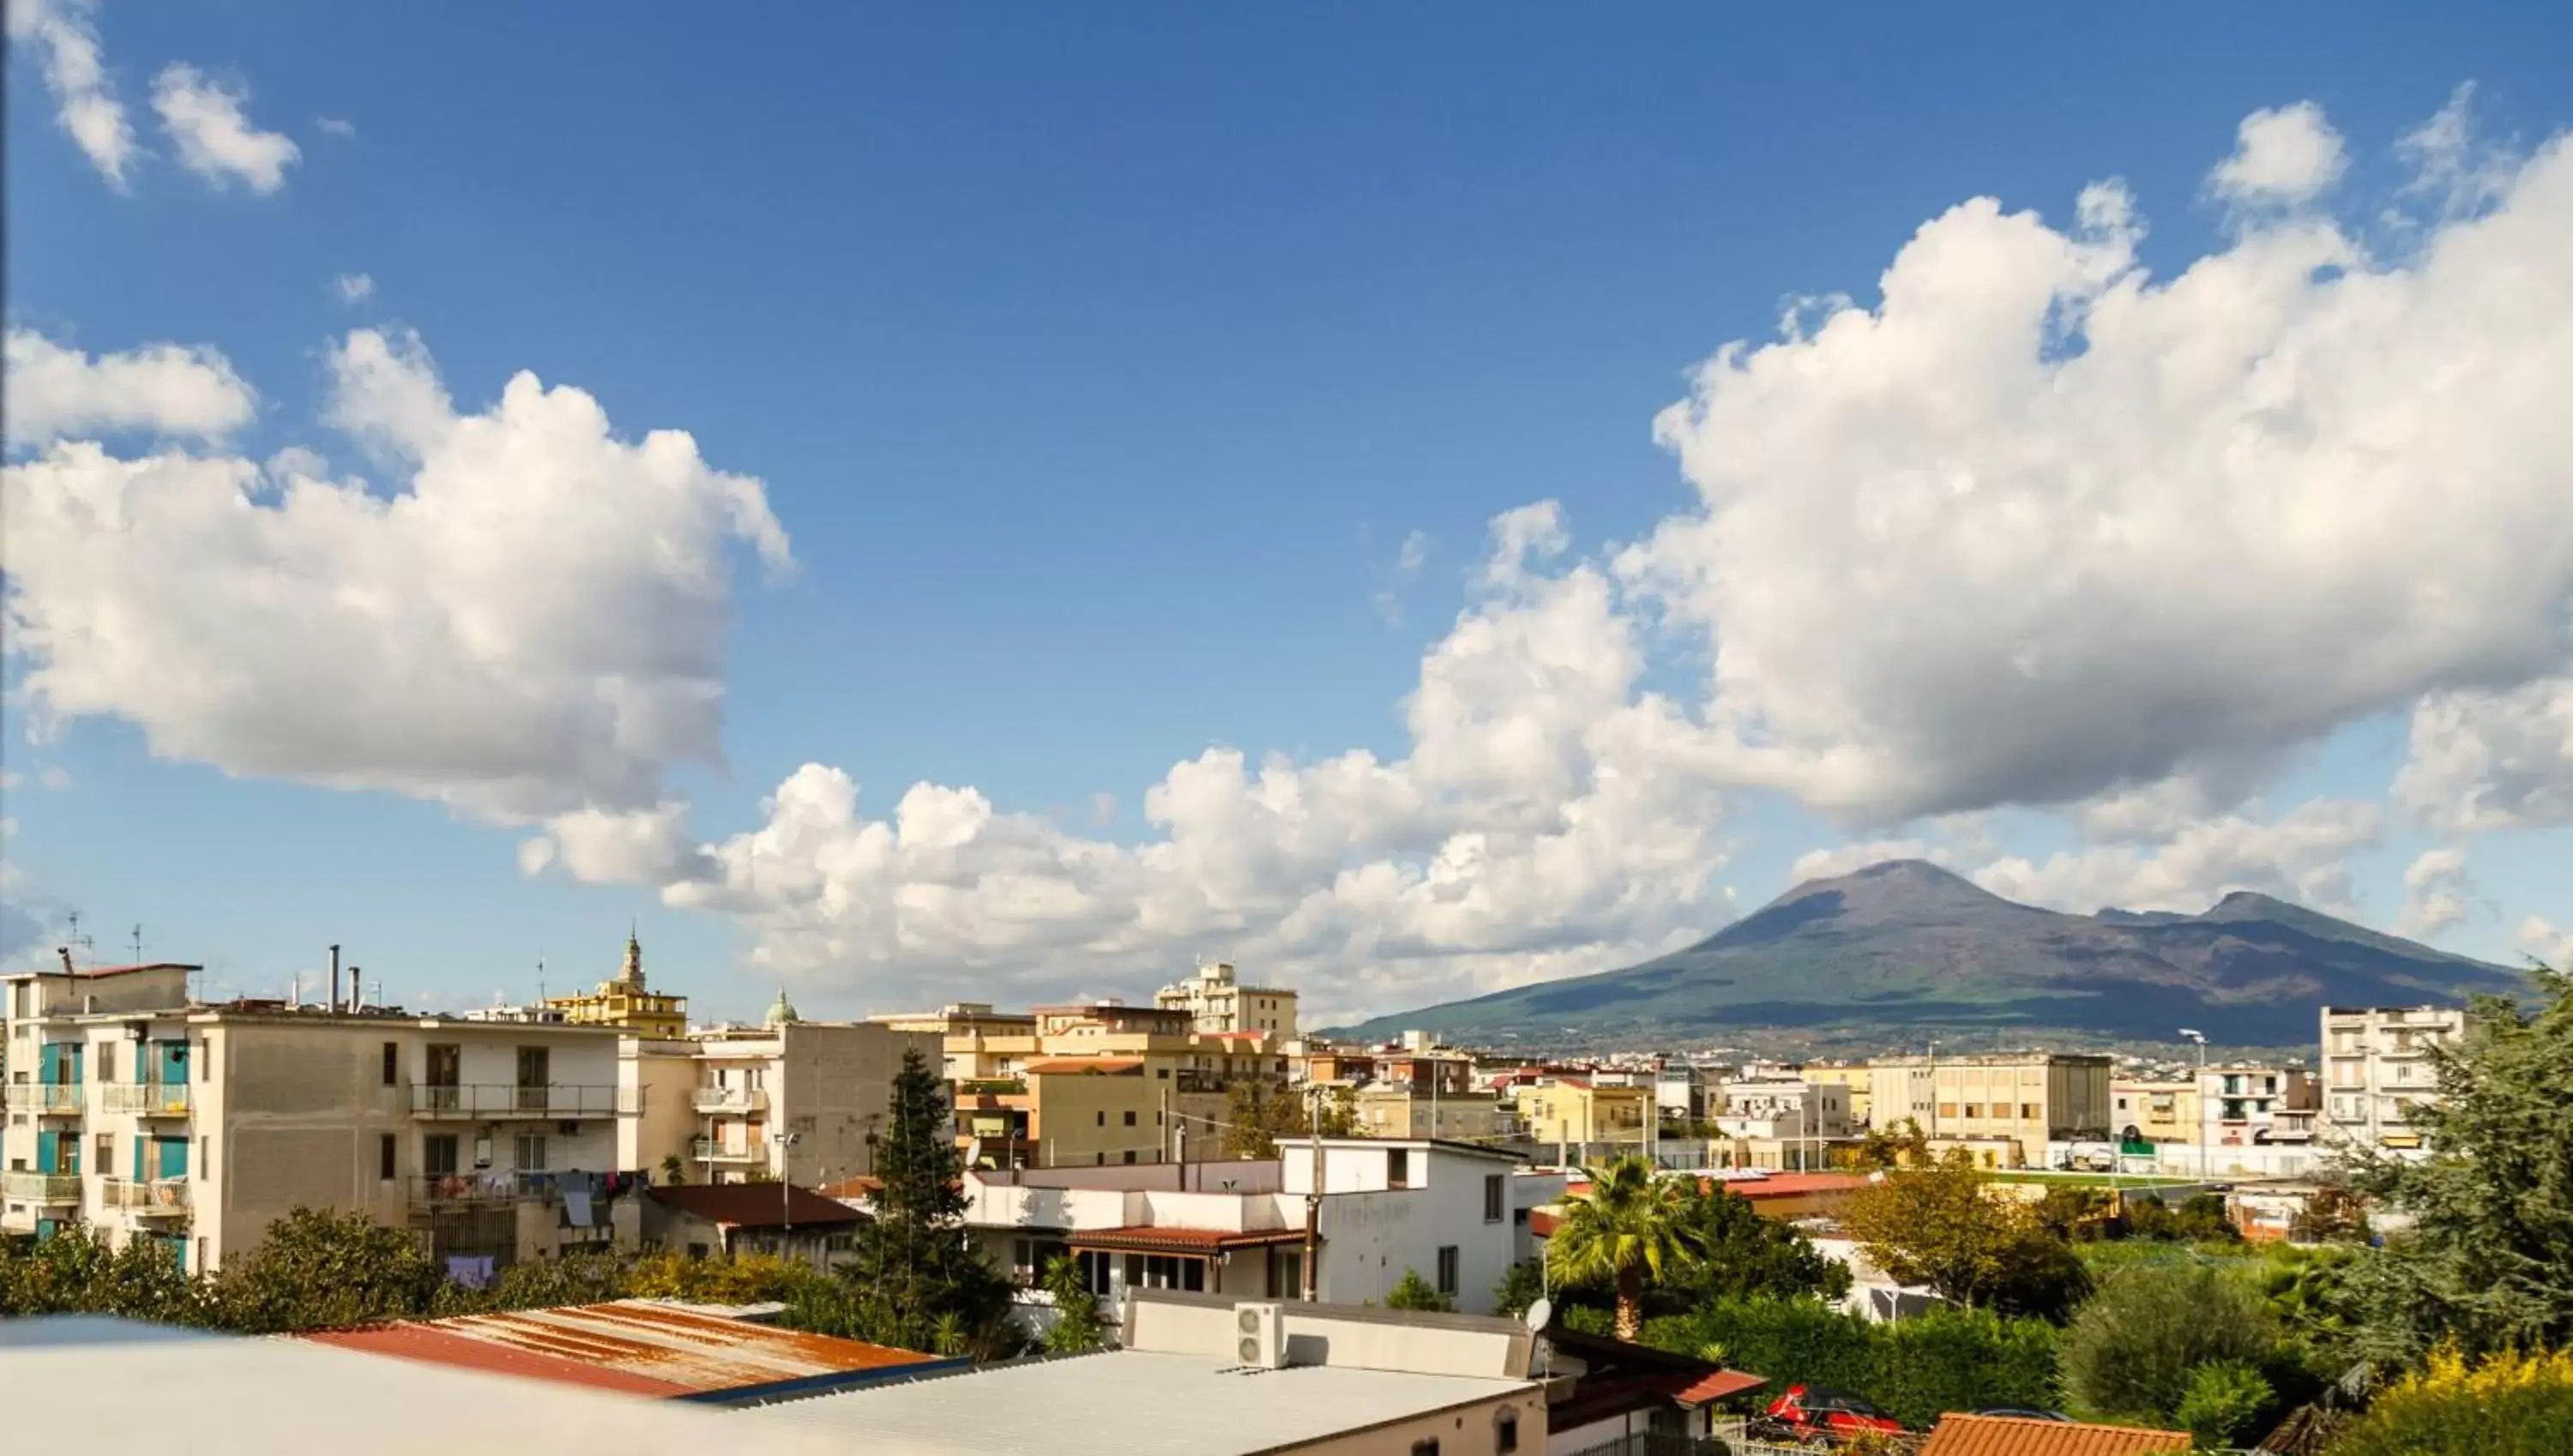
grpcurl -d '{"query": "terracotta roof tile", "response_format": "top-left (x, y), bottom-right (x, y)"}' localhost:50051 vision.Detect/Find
top-left (1919, 1413), bottom-right (2190, 1456)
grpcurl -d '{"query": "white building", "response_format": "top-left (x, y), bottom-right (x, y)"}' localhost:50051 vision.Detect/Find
top-left (1712, 1078), bottom-right (1849, 1141)
top-left (959, 1140), bottom-right (1562, 1318)
top-left (1154, 960), bottom-right (1299, 1038)
top-left (3, 960), bottom-right (636, 1274)
top-left (2321, 1005), bottom-right (2472, 1157)
top-left (618, 999), bottom-right (940, 1188)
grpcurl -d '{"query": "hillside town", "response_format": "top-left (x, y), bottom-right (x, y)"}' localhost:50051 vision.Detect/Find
top-left (8, 936), bottom-right (2554, 1453)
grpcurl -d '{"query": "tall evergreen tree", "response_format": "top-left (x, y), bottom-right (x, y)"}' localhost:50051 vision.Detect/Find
top-left (824, 1046), bottom-right (1019, 1357)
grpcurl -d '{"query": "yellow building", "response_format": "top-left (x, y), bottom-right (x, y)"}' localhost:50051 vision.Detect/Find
top-left (929, 1002), bottom-right (1289, 1170)
top-left (1516, 1082), bottom-right (1649, 1150)
top-left (2111, 1078), bottom-right (2200, 1146)
top-left (543, 934), bottom-right (687, 1041)
top-left (1798, 1060), bottom-right (1873, 1127)
top-left (1868, 1053), bottom-right (2112, 1164)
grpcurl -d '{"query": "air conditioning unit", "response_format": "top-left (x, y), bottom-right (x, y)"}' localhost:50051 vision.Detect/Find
top-left (1233, 1302), bottom-right (1287, 1369)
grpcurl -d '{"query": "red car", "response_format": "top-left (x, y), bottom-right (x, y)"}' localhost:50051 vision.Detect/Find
top-left (1753, 1385), bottom-right (1907, 1447)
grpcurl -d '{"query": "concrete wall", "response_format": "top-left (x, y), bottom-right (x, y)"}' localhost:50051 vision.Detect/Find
top-left (619, 1040), bottom-right (699, 1176)
top-left (1031, 1071), bottom-right (1170, 1167)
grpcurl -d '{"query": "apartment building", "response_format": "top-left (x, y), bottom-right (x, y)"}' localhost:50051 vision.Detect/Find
top-left (1154, 960), bottom-right (1299, 1037)
top-left (1713, 1078), bottom-right (1851, 1140)
top-left (2201, 1064), bottom-right (2317, 1151)
top-left (961, 1140), bottom-right (1562, 1315)
top-left (1798, 1060), bottom-right (1873, 1127)
top-left (1515, 1081), bottom-right (1650, 1152)
top-left (3, 961), bottom-right (636, 1273)
top-left (2321, 1005), bottom-right (2470, 1155)
top-left (619, 999), bottom-right (938, 1187)
top-left (1352, 1086), bottom-right (1507, 1141)
top-left (1868, 1052), bottom-right (2112, 1164)
top-left (2112, 1079), bottom-right (2200, 1146)
top-left (938, 1001), bottom-right (1288, 1170)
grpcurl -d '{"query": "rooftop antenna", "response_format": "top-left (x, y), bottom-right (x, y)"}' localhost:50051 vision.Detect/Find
top-left (131, 924), bottom-right (145, 963)
top-left (537, 954), bottom-right (547, 1004)
top-left (64, 912), bottom-right (95, 970)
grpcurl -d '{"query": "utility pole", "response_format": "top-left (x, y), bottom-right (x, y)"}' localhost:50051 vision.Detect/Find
top-left (1301, 1085), bottom-right (1325, 1302)
top-left (1926, 1040), bottom-right (1940, 1140)
top-left (2179, 1030), bottom-right (2208, 1185)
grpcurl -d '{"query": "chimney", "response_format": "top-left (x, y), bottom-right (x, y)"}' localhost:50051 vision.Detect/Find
top-left (347, 967), bottom-right (363, 1013)
top-left (330, 944), bottom-right (342, 1014)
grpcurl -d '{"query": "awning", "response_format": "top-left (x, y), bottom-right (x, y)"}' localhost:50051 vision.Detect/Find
top-left (1065, 1226), bottom-right (1311, 1255)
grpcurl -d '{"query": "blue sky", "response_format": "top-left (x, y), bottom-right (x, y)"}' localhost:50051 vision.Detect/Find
top-left (8, 3), bottom-right (2573, 1025)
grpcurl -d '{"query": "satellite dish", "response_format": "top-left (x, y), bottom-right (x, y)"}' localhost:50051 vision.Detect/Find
top-left (1524, 1297), bottom-right (1554, 1333)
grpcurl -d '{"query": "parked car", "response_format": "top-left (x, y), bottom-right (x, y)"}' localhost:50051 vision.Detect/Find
top-left (1750, 1385), bottom-right (1907, 1447)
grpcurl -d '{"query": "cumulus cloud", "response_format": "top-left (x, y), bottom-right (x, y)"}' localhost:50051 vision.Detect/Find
top-left (3, 328), bottom-right (790, 824)
top-left (2518, 914), bottom-right (2573, 967)
top-left (2395, 679), bottom-right (2573, 834)
top-left (1631, 97), bottom-right (2573, 826)
top-left (1971, 799), bottom-right (2382, 917)
top-left (7, 0), bottom-right (136, 187)
top-left (2398, 846), bottom-right (2475, 939)
top-left (530, 506), bottom-right (1736, 1020)
top-left (2208, 101), bottom-right (2348, 208)
top-left (315, 115), bottom-right (357, 140)
top-left (151, 63), bottom-right (299, 193)
top-left (334, 273), bottom-right (377, 305)
top-left (4, 328), bottom-right (257, 448)
top-left (1788, 839), bottom-right (1946, 884)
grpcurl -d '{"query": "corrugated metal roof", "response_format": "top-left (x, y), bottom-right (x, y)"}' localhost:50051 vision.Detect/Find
top-left (1919, 1413), bottom-right (2190, 1456)
top-left (301, 1300), bottom-right (938, 1399)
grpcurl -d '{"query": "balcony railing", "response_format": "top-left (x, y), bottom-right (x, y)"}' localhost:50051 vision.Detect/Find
top-left (1, 1170), bottom-right (82, 1203)
top-left (101, 1083), bottom-right (194, 1116)
top-left (407, 1170), bottom-right (569, 1207)
top-left (690, 1137), bottom-right (767, 1164)
top-left (100, 1177), bottom-right (190, 1216)
top-left (692, 1086), bottom-right (769, 1114)
top-left (408, 1083), bottom-right (633, 1119)
top-left (6, 1084), bottom-right (86, 1114)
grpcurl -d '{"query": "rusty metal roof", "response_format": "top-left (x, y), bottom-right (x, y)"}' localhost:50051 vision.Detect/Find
top-left (1919, 1414), bottom-right (2190, 1456)
top-left (301, 1299), bottom-right (943, 1401)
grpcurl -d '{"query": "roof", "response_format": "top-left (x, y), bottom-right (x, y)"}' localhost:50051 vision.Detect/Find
top-left (816, 1175), bottom-right (883, 1200)
top-left (0, 1319), bottom-right (861, 1456)
top-left (646, 1183), bottom-right (864, 1230)
top-left (1705, 1172), bottom-right (1866, 1200)
top-left (1920, 1414), bottom-right (2190, 1456)
top-left (1064, 1225), bottom-right (1309, 1254)
top-left (7, 961), bottom-right (202, 979)
top-left (745, 1348), bottom-right (1536, 1456)
top-left (1023, 1056), bottom-right (1144, 1074)
top-left (301, 1300), bottom-right (942, 1402)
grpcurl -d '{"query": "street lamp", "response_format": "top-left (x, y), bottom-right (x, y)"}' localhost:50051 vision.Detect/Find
top-left (776, 1130), bottom-right (804, 1242)
top-left (2178, 1030), bottom-right (2208, 1183)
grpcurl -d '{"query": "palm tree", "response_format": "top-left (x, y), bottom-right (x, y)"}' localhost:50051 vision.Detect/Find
top-left (1549, 1154), bottom-right (1708, 1341)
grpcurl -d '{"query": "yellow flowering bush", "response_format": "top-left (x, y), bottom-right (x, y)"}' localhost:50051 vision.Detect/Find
top-left (2329, 1346), bottom-right (2573, 1456)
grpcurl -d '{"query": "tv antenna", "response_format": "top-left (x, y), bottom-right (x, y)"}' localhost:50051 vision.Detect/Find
top-left (63, 912), bottom-right (97, 969)
top-left (131, 924), bottom-right (146, 963)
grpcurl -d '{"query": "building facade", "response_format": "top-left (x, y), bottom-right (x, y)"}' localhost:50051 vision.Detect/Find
top-left (1352, 1086), bottom-right (1507, 1142)
top-left (1154, 961), bottom-right (1299, 1038)
top-left (1515, 1083), bottom-right (1650, 1152)
top-left (2321, 1005), bottom-right (2470, 1155)
top-left (1712, 1078), bottom-right (1851, 1141)
top-left (937, 1002), bottom-right (1288, 1170)
top-left (1868, 1053), bottom-right (2113, 1164)
top-left (541, 934), bottom-right (687, 1040)
top-left (620, 1004), bottom-right (940, 1188)
top-left (2111, 1079), bottom-right (2200, 1146)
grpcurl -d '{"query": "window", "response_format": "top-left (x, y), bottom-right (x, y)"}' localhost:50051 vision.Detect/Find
top-left (1096, 1110), bottom-right (1106, 1127)
top-left (2021, 1103), bottom-right (2039, 1119)
top-left (382, 1043), bottom-right (399, 1086)
top-left (1937, 1103), bottom-right (1959, 1120)
top-left (1495, 1407), bottom-right (1520, 1453)
top-left (515, 1134), bottom-right (546, 1171)
top-left (1122, 1150), bottom-right (1137, 1164)
top-left (425, 1134), bottom-right (460, 1176)
top-left (1388, 1148), bottom-right (1411, 1188)
top-left (1483, 1173), bottom-right (1504, 1223)
top-left (379, 1134), bottom-right (396, 1180)
top-left (199, 1134), bottom-right (212, 1172)
top-left (98, 1043), bottom-right (116, 1083)
top-left (1123, 1110), bottom-right (1136, 1127)
top-left (1435, 1244), bottom-right (1459, 1297)
top-left (1962, 1104), bottom-right (1982, 1119)
top-left (1409, 1441), bottom-right (1439, 1456)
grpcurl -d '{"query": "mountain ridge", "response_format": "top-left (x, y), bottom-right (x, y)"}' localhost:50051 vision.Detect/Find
top-left (1329, 859), bottom-right (2520, 1046)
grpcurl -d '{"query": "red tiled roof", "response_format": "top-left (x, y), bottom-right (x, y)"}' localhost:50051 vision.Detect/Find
top-left (1706, 1173), bottom-right (1866, 1200)
top-left (1919, 1414), bottom-right (2190, 1456)
top-left (645, 1182), bottom-right (863, 1230)
top-left (1023, 1057), bottom-right (1145, 1074)
top-left (1065, 1225), bottom-right (1309, 1254)
top-left (816, 1176), bottom-right (882, 1200)
top-left (1529, 1208), bottom-right (1560, 1237)
top-left (1672, 1369), bottom-right (1769, 1404)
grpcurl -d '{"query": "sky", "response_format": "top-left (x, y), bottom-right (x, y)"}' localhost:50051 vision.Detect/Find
top-left (7, 3), bottom-right (2573, 1027)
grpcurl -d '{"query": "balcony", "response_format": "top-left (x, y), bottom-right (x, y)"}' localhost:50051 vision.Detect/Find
top-left (6, 1084), bottom-right (86, 1115)
top-left (956, 1077), bottom-right (1027, 1097)
top-left (1, 1170), bottom-right (82, 1204)
top-left (100, 1177), bottom-right (190, 1218)
top-left (691, 1137), bottom-right (768, 1164)
top-left (101, 1083), bottom-right (194, 1117)
top-left (692, 1086), bottom-right (769, 1115)
top-left (408, 1083), bottom-right (633, 1119)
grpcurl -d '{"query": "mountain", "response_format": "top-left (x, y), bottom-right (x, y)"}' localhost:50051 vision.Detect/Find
top-left (1330, 860), bottom-right (2522, 1046)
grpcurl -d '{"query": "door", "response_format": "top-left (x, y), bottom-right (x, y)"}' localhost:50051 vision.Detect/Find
top-left (516, 1046), bottom-right (550, 1111)
top-left (155, 1040), bottom-right (189, 1087)
top-left (425, 1044), bottom-right (461, 1112)
top-left (156, 1137), bottom-right (189, 1181)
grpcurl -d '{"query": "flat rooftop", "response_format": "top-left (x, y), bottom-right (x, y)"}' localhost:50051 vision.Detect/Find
top-left (746, 1348), bottom-right (1535, 1456)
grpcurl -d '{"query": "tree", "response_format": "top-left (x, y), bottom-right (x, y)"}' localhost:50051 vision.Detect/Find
top-left (1847, 1117), bottom-right (1931, 1171)
top-left (1672, 1182), bottom-right (1850, 1303)
top-left (1222, 1081), bottom-right (1353, 1158)
top-left (489, 1249), bottom-right (633, 1310)
top-left (2172, 1359), bottom-right (2273, 1451)
top-left (657, 1154), bottom-right (686, 1186)
top-left (1492, 1258), bottom-right (1546, 1319)
top-left (1386, 1268), bottom-right (1455, 1312)
top-left (1548, 1155), bottom-right (1708, 1341)
top-left (2060, 1262), bottom-right (2276, 1426)
top-left (2124, 1191), bottom-right (2239, 1244)
top-left (1840, 1153), bottom-right (2088, 1318)
top-left (209, 1207), bottom-right (445, 1333)
top-left (2335, 968), bottom-right (2573, 1367)
top-left (1041, 1254), bottom-right (1106, 1353)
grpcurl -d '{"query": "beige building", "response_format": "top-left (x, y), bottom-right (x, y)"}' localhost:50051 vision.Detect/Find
top-left (4, 961), bottom-right (636, 1273)
top-left (931, 1001), bottom-right (1289, 1170)
top-left (623, 992), bottom-right (939, 1187)
top-left (1515, 1081), bottom-right (1649, 1150)
top-left (2112, 1078), bottom-right (2200, 1146)
top-left (1798, 1060), bottom-right (1873, 1127)
top-left (1155, 960), bottom-right (1299, 1037)
top-left (2322, 1005), bottom-right (2469, 1155)
top-left (1869, 1052), bottom-right (2112, 1163)
top-left (1351, 1086), bottom-right (1505, 1141)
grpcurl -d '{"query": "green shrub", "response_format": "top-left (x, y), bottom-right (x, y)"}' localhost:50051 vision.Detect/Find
top-left (2326, 1347), bottom-right (2573, 1456)
top-left (1386, 1268), bottom-right (1455, 1312)
top-left (2061, 1262), bottom-right (2276, 1425)
top-left (1640, 1297), bottom-right (2058, 1431)
top-left (2172, 1359), bottom-right (2272, 1450)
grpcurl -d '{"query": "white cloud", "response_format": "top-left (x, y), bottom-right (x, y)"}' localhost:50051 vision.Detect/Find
top-left (1372, 528), bottom-right (1431, 623)
top-left (315, 116), bottom-right (357, 140)
top-left (151, 63), bottom-right (299, 193)
top-left (2399, 846), bottom-right (2475, 939)
top-left (2517, 914), bottom-right (2573, 967)
top-left (1788, 839), bottom-right (1946, 884)
top-left (7, 0), bottom-right (137, 188)
top-left (1630, 98), bottom-right (2573, 825)
top-left (4, 328), bottom-right (257, 448)
top-left (3, 327), bottom-right (791, 824)
top-left (334, 273), bottom-right (377, 305)
top-left (2395, 679), bottom-right (2573, 834)
top-left (2208, 101), bottom-right (2347, 208)
top-left (1971, 798), bottom-right (2383, 918)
